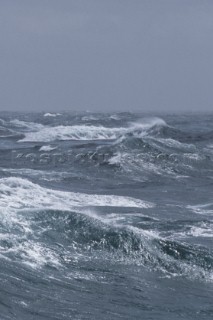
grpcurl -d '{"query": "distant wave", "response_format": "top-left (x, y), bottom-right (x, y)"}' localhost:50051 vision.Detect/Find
top-left (19, 125), bottom-right (122, 142)
top-left (0, 126), bottom-right (16, 137)
top-left (81, 115), bottom-right (99, 121)
top-left (18, 117), bottom-right (166, 142)
top-left (39, 145), bottom-right (58, 152)
top-left (0, 118), bottom-right (6, 125)
top-left (0, 125), bottom-right (24, 139)
top-left (10, 119), bottom-right (43, 131)
top-left (43, 113), bottom-right (61, 117)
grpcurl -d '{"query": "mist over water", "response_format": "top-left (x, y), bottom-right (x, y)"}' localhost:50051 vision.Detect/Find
top-left (0, 111), bottom-right (213, 319)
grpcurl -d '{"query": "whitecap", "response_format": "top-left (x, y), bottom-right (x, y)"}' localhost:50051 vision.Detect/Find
top-left (18, 117), bottom-right (166, 142)
top-left (109, 114), bottom-right (121, 120)
top-left (39, 145), bottom-right (58, 151)
top-left (43, 113), bottom-right (61, 117)
top-left (0, 177), bottom-right (153, 269)
top-left (81, 115), bottom-right (98, 121)
top-left (10, 119), bottom-right (43, 131)
top-left (0, 177), bottom-right (154, 214)
top-left (189, 225), bottom-right (213, 238)
top-left (19, 125), bottom-right (124, 142)
top-left (187, 203), bottom-right (213, 215)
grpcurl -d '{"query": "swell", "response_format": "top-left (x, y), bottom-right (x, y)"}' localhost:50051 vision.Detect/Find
top-left (0, 174), bottom-right (211, 280)
top-left (6, 208), bottom-right (213, 281)
top-left (42, 210), bottom-right (213, 280)
top-left (0, 177), bottom-right (151, 269)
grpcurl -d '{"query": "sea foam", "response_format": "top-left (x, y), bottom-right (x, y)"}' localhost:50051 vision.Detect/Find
top-left (0, 177), bottom-right (153, 214)
top-left (18, 118), bottom-right (166, 142)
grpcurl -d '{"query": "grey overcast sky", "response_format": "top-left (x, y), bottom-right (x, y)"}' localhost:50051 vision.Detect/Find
top-left (0, 0), bottom-right (213, 112)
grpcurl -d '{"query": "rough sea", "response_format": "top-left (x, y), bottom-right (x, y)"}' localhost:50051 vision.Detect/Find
top-left (0, 111), bottom-right (212, 320)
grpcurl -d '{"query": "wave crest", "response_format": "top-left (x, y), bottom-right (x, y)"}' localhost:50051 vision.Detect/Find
top-left (17, 117), bottom-right (166, 142)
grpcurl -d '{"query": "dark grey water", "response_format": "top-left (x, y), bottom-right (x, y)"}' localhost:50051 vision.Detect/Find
top-left (0, 111), bottom-right (212, 319)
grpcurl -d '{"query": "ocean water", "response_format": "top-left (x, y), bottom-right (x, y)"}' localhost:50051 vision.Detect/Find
top-left (0, 111), bottom-right (212, 320)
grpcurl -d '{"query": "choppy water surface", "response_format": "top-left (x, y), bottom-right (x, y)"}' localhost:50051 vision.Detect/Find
top-left (0, 111), bottom-right (212, 320)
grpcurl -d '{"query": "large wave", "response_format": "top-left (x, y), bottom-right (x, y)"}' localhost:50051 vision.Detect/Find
top-left (0, 177), bottom-right (212, 281)
top-left (0, 177), bottom-right (152, 212)
top-left (18, 118), bottom-right (166, 142)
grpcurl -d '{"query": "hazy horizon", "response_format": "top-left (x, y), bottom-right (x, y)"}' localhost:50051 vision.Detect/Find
top-left (1, 0), bottom-right (213, 113)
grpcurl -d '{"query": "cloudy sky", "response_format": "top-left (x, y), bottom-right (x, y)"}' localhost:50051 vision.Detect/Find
top-left (0, 0), bottom-right (213, 112)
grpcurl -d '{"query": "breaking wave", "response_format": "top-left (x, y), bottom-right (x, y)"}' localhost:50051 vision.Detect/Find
top-left (18, 118), bottom-right (166, 142)
top-left (10, 119), bottom-right (43, 131)
top-left (0, 177), bottom-right (212, 281)
top-left (0, 177), bottom-right (152, 212)
top-left (1, 112), bottom-right (213, 319)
